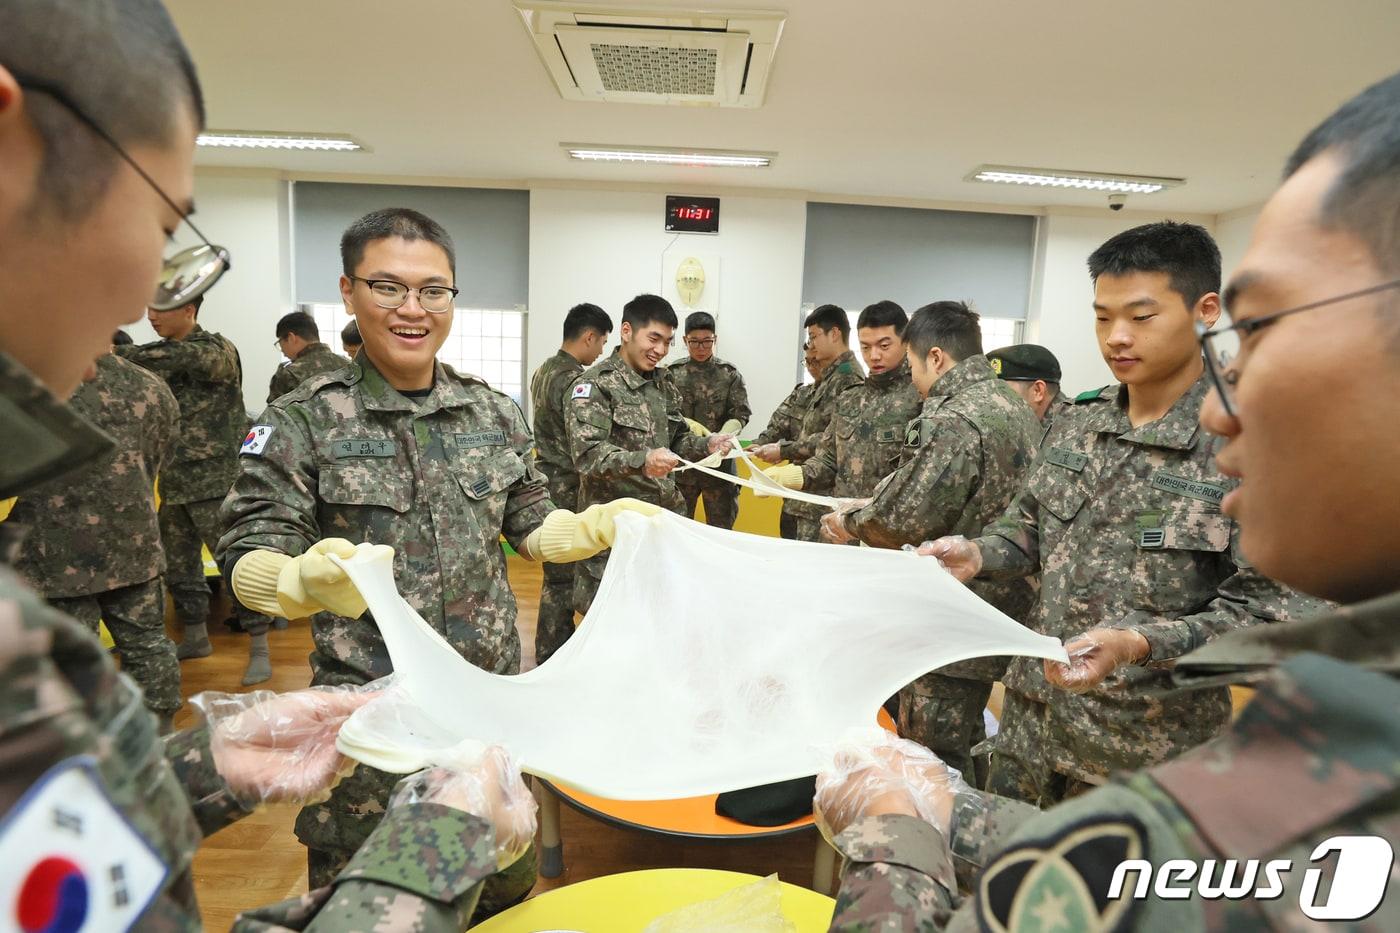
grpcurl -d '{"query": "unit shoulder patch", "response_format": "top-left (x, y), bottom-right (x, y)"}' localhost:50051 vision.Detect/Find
top-left (572, 383), bottom-right (593, 400)
top-left (241, 424), bottom-right (274, 456)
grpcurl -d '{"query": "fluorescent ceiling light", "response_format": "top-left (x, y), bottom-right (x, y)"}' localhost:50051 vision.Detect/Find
top-left (197, 131), bottom-right (363, 152)
top-left (563, 144), bottom-right (772, 168)
top-left (969, 165), bottom-right (1183, 194)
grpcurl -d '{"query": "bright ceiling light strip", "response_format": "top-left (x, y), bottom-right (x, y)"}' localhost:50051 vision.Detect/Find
top-left (969, 165), bottom-right (1183, 194)
top-left (566, 146), bottom-right (771, 168)
top-left (198, 133), bottom-right (362, 151)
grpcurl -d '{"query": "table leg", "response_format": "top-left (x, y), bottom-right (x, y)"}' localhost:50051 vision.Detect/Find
top-left (812, 836), bottom-right (836, 895)
top-left (533, 778), bottom-right (564, 878)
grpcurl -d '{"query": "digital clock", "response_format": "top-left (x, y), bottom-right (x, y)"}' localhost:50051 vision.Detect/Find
top-left (666, 195), bottom-right (721, 234)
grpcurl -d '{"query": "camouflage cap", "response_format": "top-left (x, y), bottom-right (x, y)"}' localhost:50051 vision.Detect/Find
top-left (986, 344), bottom-right (1061, 383)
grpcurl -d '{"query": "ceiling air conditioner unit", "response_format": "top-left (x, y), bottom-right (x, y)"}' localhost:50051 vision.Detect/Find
top-left (514, 2), bottom-right (786, 108)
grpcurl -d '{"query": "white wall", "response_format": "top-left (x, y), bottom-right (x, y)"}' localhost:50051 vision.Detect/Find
top-left (528, 188), bottom-right (808, 432)
top-left (125, 171), bottom-right (294, 414)
top-left (1026, 209), bottom-right (1218, 395)
top-left (1215, 204), bottom-right (1264, 286)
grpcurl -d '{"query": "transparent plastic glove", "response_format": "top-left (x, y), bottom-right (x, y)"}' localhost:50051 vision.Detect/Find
top-left (814, 729), bottom-right (967, 844)
top-left (232, 539), bottom-right (394, 619)
top-left (916, 535), bottom-right (982, 583)
top-left (388, 748), bottom-right (537, 870)
top-left (192, 679), bottom-right (387, 810)
top-left (819, 498), bottom-right (869, 544)
top-left (718, 419), bottom-right (744, 437)
top-left (521, 498), bottom-right (663, 562)
top-left (683, 417), bottom-right (711, 437)
top-left (748, 443), bottom-right (782, 464)
top-left (1045, 628), bottom-right (1151, 693)
top-left (644, 447), bottom-right (682, 478)
top-left (707, 434), bottom-right (737, 456)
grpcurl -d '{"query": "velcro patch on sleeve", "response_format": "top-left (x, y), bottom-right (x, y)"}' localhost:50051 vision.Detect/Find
top-left (241, 424), bottom-right (274, 456)
top-left (572, 383), bottom-right (593, 400)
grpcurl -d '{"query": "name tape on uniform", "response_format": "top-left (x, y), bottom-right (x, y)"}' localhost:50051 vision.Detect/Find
top-left (1045, 446), bottom-right (1088, 472)
top-left (572, 383), bottom-right (592, 400)
top-left (1150, 471), bottom-right (1227, 506)
top-left (333, 439), bottom-right (396, 459)
top-left (0, 756), bottom-right (167, 932)
top-left (455, 431), bottom-right (506, 449)
top-left (241, 424), bottom-right (274, 456)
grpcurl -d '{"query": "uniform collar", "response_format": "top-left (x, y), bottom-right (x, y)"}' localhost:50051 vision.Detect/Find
top-left (818, 350), bottom-right (858, 383)
top-left (866, 357), bottom-right (911, 390)
top-left (1086, 371), bottom-right (1210, 450)
top-left (0, 352), bottom-right (113, 500)
top-left (1174, 589), bottom-right (1400, 688)
top-left (603, 348), bottom-right (655, 391)
top-left (555, 348), bottom-right (583, 369)
top-left (295, 341), bottom-right (331, 360)
top-left (353, 352), bottom-right (473, 414)
top-left (929, 354), bottom-right (994, 399)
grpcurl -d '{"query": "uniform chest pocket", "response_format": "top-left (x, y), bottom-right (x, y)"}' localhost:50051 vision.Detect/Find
top-left (1026, 461), bottom-right (1091, 523)
top-left (455, 451), bottom-right (527, 501)
top-left (611, 404), bottom-right (657, 440)
top-left (318, 462), bottom-right (413, 513)
top-left (1132, 509), bottom-right (1233, 614)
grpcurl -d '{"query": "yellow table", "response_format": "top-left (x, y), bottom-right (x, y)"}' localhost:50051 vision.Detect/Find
top-left (472, 868), bottom-right (835, 932)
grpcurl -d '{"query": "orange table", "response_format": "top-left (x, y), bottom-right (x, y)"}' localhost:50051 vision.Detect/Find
top-left (533, 709), bottom-right (896, 894)
top-left (473, 868), bottom-right (835, 932)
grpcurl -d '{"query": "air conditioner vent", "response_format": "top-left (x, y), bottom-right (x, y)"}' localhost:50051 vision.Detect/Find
top-left (516, 2), bottom-right (785, 108)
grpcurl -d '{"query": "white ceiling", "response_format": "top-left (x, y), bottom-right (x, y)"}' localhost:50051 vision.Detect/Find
top-left (169, 0), bottom-right (1400, 215)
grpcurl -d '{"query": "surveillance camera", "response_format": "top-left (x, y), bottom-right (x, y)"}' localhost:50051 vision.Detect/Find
top-left (1108, 194), bottom-right (1127, 211)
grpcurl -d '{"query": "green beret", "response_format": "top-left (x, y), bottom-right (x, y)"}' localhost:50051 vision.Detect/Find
top-left (986, 344), bottom-right (1061, 383)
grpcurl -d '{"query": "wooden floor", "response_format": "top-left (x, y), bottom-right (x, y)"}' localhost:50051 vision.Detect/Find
top-left (176, 559), bottom-right (823, 930)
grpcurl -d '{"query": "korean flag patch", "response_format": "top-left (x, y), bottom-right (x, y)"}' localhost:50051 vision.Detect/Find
top-left (241, 424), bottom-right (274, 456)
top-left (0, 756), bottom-right (168, 932)
top-left (572, 383), bottom-right (592, 400)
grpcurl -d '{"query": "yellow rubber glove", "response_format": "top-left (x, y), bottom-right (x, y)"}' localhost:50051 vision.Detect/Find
top-left (719, 419), bottom-right (743, 436)
top-left (764, 464), bottom-right (804, 489)
top-left (232, 539), bottom-right (393, 619)
top-left (520, 498), bottom-right (663, 563)
top-left (684, 417), bottom-right (711, 437)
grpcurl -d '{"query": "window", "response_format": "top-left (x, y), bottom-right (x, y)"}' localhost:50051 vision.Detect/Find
top-left (304, 303), bottom-right (527, 405)
top-left (799, 307), bottom-right (1024, 384)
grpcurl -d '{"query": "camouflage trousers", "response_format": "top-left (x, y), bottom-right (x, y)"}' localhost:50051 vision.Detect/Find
top-left (299, 762), bottom-right (537, 921)
top-left (778, 511), bottom-right (798, 540)
top-left (536, 559), bottom-right (576, 665)
top-left (679, 472), bottom-right (739, 530)
top-left (898, 671), bottom-right (995, 787)
top-left (793, 516), bottom-right (824, 543)
top-left (573, 551), bottom-right (605, 616)
top-left (159, 497), bottom-right (270, 636)
top-left (50, 577), bottom-right (181, 714)
top-left (980, 690), bottom-right (1096, 806)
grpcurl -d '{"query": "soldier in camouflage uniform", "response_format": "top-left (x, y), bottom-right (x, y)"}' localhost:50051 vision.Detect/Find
top-left (820, 303), bottom-right (1041, 786)
top-left (669, 311), bottom-right (752, 530)
top-left (0, 6), bottom-right (529, 926)
top-left (528, 301), bottom-right (612, 663)
top-left (118, 295), bottom-right (276, 685)
top-left (986, 343), bottom-right (1072, 439)
top-left (751, 347), bottom-right (821, 538)
top-left (220, 209), bottom-right (654, 916)
top-left (566, 294), bottom-right (730, 614)
top-left (764, 303), bottom-right (919, 534)
top-left (10, 346), bottom-right (182, 723)
top-left (822, 73), bottom-right (1400, 929)
top-left (268, 309), bottom-right (352, 402)
top-left (927, 223), bottom-right (1327, 807)
top-left (749, 304), bottom-right (864, 541)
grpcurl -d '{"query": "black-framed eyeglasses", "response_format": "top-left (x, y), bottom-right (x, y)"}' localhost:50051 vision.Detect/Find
top-left (685, 337), bottom-right (716, 349)
top-left (1199, 277), bottom-right (1400, 417)
top-left (348, 276), bottom-right (458, 313)
top-left (11, 72), bottom-right (231, 312)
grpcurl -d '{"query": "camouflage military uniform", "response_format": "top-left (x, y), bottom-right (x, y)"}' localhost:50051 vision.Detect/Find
top-left (668, 355), bottom-right (751, 530)
top-left (268, 340), bottom-right (352, 403)
top-left (565, 349), bottom-right (710, 613)
top-left (118, 324), bottom-right (270, 637)
top-left (218, 354), bottom-right (552, 913)
top-left (780, 350), bottom-right (864, 542)
top-left (0, 351), bottom-right (501, 929)
top-left (971, 375), bottom-right (1326, 805)
top-left (752, 379), bottom-right (815, 539)
top-left (529, 348), bottom-right (585, 664)
top-left (840, 356), bottom-right (1041, 783)
top-left (829, 594), bottom-right (1400, 931)
top-left (1039, 389), bottom-right (1074, 442)
top-left (9, 353), bottom-right (181, 714)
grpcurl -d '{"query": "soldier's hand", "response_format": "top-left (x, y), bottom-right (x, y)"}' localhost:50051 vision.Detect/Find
top-left (918, 535), bottom-right (982, 582)
top-left (1045, 628), bottom-right (1151, 692)
top-left (747, 443), bottom-right (781, 463)
top-left (820, 510), bottom-right (855, 544)
top-left (388, 748), bottom-right (537, 870)
top-left (643, 447), bottom-right (682, 477)
top-left (707, 433), bottom-right (736, 456)
top-left (194, 681), bottom-right (384, 809)
top-left (814, 729), bottom-right (967, 843)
